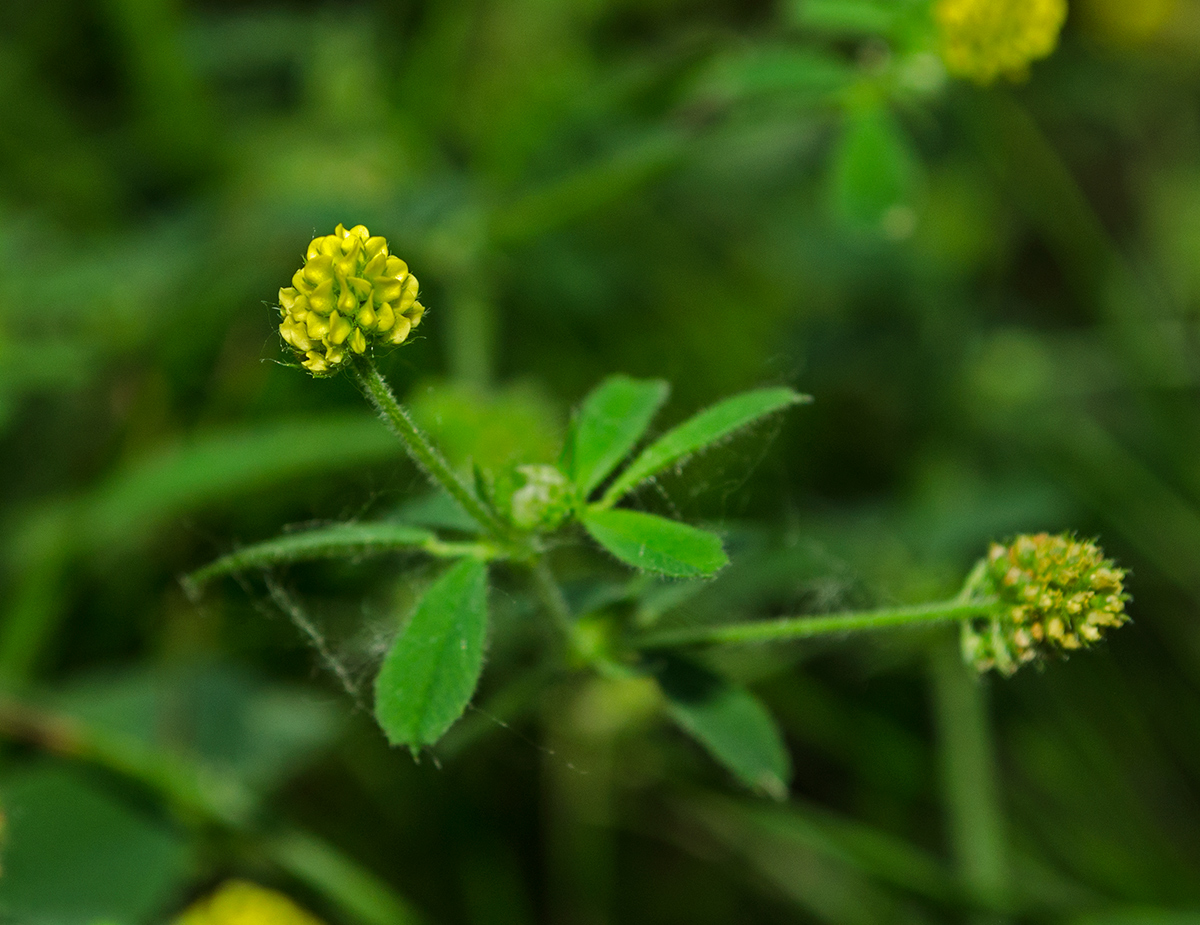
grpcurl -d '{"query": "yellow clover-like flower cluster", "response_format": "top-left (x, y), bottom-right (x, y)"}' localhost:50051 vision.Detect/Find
top-left (935, 0), bottom-right (1068, 85)
top-left (962, 533), bottom-right (1130, 676)
top-left (279, 223), bottom-right (424, 375)
top-left (175, 880), bottom-right (325, 925)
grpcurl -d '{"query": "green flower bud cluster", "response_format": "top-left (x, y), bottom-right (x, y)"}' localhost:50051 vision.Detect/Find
top-left (493, 464), bottom-right (575, 531)
top-left (962, 533), bottom-right (1130, 676)
top-left (278, 223), bottom-right (425, 376)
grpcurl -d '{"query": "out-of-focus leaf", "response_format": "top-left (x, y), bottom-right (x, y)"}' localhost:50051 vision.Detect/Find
top-left (599, 388), bottom-right (808, 506)
top-left (374, 558), bottom-right (489, 750)
top-left (695, 47), bottom-right (851, 104)
top-left (50, 663), bottom-right (342, 796)
top-left (583, 509), bottom-right (728, 578)
top-left (790, 0), bottom-right (902, 36)
top-left (186, 522), bottom-right (440, 588)
top-left (654, 656), bottom-right (791, 799)
top-left (830, 103), bottom-right (918, 235)
top-left (571, 375), bottom-right (670, 495)
top-left (0, 765), bottom-right (190, 925)
top-left (394, 490), bottom-right (483, 534)
top-left (408, 379), bottom-right (563, 470)
top-left (78, 414), bottom-right (402, 549)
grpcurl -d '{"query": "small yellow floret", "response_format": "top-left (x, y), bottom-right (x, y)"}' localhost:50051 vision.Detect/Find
top-left (174, 880), bottom-right (325, 925)
top-left (278, 223), bottom-right (425, 376)
top-left (936, 0), bottom-right (1068, 85)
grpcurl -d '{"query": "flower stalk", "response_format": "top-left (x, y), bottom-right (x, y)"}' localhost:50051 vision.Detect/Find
top-left (633, 599), bottom-right (993, 650)
top-left (348, 357), bottom-right (510, 538)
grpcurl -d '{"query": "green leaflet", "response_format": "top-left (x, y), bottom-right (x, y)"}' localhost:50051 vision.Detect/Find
top-left (583, 508), bottom-right (728, 578)
top-left (374, 558), bottom-right (489, 751)
top-left (599, 388), bottom-right (808, 507)
top-left (571, 375), bottom-right (670, 496)
top-left (654, 656), bottom-right (792, 800)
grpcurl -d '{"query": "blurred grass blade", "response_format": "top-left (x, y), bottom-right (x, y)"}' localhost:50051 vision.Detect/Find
top-left (598, 388), bottom-right (808, 507)
top-left (583, 509), bottom-right (728, 578)
top-left (269, 830), bottom-right (427, 925)
top-left (374, 558), bottom-right (489, 750)
top-left (186, 522), bottom-right (497, 590)
top-left (490, 132), bottom-right (685, 244)
top-left (683, 791), bottom-right (960, 904)
top-left (654, 656), bottom-right (791, 799)
top-left (571, 375), bottom-right (670, 496)
top-left (80, 414), bottom-right (401, 549)
top-left (930, 637), bottom-right (1008, 909)
top-left (676, 791), bottom-right (915, 924)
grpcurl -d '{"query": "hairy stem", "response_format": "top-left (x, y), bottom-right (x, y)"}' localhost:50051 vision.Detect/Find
top-left (633, 599), bottom-right (992, 649)
top-left (350, 357), bottom-right (508, 537)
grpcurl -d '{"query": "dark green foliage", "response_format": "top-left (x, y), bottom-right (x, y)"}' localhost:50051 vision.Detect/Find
top-left (3, 0), bottom-right (1200, 921)
top-left (0, 767), bottom-right (189, 923)
top-left (655, 656), bottom-right (792, 800)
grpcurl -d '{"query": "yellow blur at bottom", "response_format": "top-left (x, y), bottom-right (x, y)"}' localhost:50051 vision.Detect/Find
top-left (174, 881), bottom-right (325, 925)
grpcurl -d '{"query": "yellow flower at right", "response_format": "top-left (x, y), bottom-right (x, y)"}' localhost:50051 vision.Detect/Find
top-left (936, 0), bottom-right (1068, 85)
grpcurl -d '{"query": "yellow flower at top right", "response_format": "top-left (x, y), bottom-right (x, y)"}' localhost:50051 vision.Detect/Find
top-left (936, 0), bottom-right (1069, 85)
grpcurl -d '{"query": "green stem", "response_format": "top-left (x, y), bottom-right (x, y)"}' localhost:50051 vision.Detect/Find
top-left (350, 357), bottom-right (508, 538)
top-left (634, 599), bottom-right (992, 649)
top-left (929, 637), bottom-right (1009, 914)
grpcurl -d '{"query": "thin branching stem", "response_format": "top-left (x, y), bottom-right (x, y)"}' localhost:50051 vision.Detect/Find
top-left (633, 599), bottom-right (993, 649)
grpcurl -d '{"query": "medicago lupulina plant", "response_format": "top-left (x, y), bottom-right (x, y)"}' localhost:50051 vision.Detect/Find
top-left (189, 224), bottom-right (1131, 798)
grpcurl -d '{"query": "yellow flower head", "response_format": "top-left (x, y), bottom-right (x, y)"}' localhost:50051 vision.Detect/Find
top-left (936, 0), bottom-right (1068, 85)
top-left (174, 880), bottom-right (325, 925)
top-left (961, 533), bottom-right (1130, 676)
top-left (278, 223), bottom-right (425, 376)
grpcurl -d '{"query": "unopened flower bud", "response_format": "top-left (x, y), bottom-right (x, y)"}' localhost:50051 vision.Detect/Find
top-left (935, 0), bottom-right (1067, 85)
top-left (961, 533), bottom-right (1131, 676)
top-left (507, 464), bottom-right (575, 531)
top-left (278, 223), bottom-right (425, 376)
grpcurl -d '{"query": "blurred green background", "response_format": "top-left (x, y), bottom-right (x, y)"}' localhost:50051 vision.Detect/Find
top-left (4, 0), bottom-right (1200, 921)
